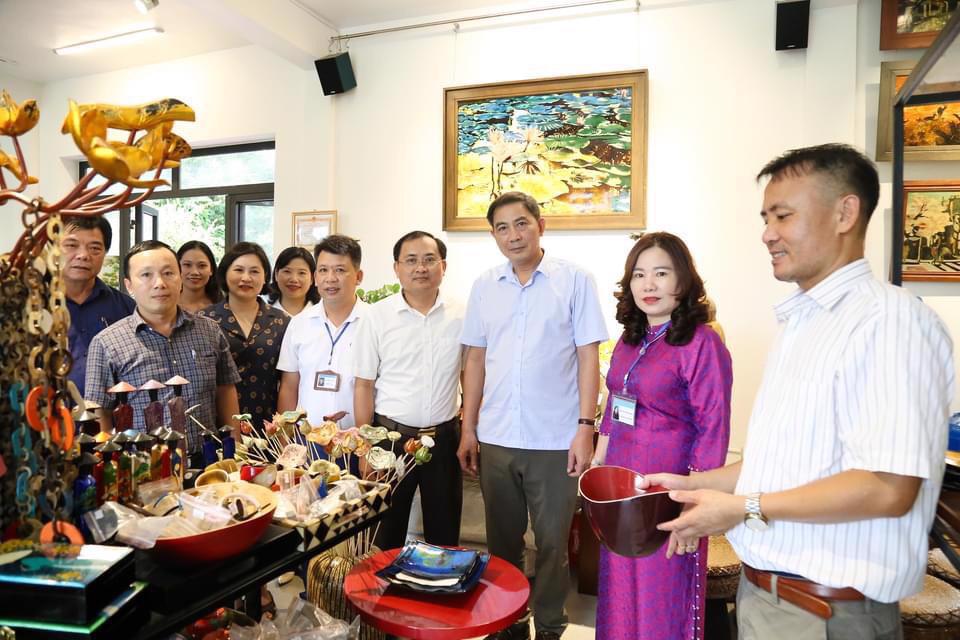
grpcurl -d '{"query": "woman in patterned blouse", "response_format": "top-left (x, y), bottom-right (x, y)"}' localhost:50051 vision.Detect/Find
top-left (200, 242), bottom-right (288, 431)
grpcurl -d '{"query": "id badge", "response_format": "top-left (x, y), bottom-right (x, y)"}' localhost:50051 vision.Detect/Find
top-left (611, 394), bottom-right (637, 427)
top-left (314, 370), bottom-right (341, 392)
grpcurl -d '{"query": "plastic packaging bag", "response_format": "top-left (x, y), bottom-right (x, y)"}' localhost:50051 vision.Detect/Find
top-left (179, 491), bottom-right (234, 531)
top-left (137, 475), bottom-right (179, 508)
top-left (83, 501), bottom-right (142, 543)
top-left (115, 514), bottom-right (181, 549)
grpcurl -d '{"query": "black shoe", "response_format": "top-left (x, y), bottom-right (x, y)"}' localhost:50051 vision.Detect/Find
top-left (485, 620), bottom-right (531, 640)
top-left (534, 632), bottom-right (562, 640)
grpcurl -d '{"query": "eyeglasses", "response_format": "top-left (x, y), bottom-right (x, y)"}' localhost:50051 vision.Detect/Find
top-left (400, 256), bottom-right (441, 269)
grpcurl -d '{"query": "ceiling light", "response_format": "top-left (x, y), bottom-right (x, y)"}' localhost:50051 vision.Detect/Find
top-left (134, 0), bottom-right (159, 14)
top-left (53, 27), bottom-right (164, 56)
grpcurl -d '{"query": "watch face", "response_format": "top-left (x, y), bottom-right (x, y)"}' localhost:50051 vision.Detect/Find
top-left (745, 516), bottom-right (769, 532)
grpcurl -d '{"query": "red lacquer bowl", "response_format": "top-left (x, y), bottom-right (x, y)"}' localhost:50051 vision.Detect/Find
top-left (151, 481), bottom-right (278, 565)
top-left (578, 465), bottom-right (681, 558)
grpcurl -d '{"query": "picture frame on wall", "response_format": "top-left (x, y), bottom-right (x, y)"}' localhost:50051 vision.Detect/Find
top-left (880, 0), bottom-right (959, 50)
top-left (876, 60), bottom-right (960, 162)
top-left (292, 211), bottom-right (337, 250)
top-left (901, 180), bottom-right (960, 282)
top-left (443, 70), bottom-right (648, 232)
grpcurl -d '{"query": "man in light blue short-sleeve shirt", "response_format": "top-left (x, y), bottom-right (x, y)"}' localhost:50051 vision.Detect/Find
top-left (458, 191), bottom-right (607, 640)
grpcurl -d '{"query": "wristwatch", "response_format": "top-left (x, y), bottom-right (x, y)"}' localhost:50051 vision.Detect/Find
top-left (744, 492), bottom-right (769, 532)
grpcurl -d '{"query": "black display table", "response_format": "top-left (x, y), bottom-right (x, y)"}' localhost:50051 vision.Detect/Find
top-left (132, 512), bottom-right (385, 639)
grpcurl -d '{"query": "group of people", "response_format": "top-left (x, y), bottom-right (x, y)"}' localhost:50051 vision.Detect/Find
top-left (60, 142), bottom-right (955, 640)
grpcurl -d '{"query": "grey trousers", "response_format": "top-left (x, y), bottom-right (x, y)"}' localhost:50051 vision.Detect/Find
top-left (737, 571), bottom-right (903, 640)
top-left (479, 443), bottom-right (578, 635)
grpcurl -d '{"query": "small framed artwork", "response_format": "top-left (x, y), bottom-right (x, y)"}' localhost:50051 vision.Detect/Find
top-left (292, 211), bottom-right (337, 250)
top-left (876, 60), bottom-right (960, 162)
top-left (443, 70), bottom-right (648, 231)
top-left (880, 0), bottom-right (959, 50)
top-left (901, 180), bottom-right (960, 282)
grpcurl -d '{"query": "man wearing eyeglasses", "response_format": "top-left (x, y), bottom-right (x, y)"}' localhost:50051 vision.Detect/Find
top-left (354, 230), bottom-right (465, 550)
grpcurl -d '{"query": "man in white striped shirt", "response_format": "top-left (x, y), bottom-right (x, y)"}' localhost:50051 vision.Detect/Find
top-left (646, 144), bottom-right (955, 639)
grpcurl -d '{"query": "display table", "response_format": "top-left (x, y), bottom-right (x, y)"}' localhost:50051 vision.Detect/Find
top-left (344, 549), bottom-right (530, 640)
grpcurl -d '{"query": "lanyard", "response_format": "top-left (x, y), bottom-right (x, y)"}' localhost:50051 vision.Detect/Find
top-left (621, 322), bottom-right (670, 393)
top-left (323, 321), bottom-right (352, 366)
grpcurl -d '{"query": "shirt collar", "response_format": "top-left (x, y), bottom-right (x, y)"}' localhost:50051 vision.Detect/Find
top-left (773, 259), bottom-right (872, 322)
top-left (497, 251), bottom-right (552, 284)
top-left (393, 290), bottom-right (444, 316)
top-left (310, 297), bottom-right (366, 324)
top-left (133, 306), bottom-right (192, 332)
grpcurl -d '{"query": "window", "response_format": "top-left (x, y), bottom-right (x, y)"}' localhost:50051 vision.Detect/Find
top-left (79, 142), bottom-right (275, 289)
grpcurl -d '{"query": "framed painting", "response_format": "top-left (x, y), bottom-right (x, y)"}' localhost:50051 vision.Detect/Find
top-left (443, 70), bottom-right (648, 231)
top-left (876, 60), bottom-right (960, 161)
top-left (901, 180), bottom-right (960, 281)
top-left (880, 0), bottom-right (959, 50)
top-left (292, 211), bottom-right (337, 250)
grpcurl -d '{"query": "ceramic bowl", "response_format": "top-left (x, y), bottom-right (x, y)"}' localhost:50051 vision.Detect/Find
top-left (578, 465), bottom-right (681, 558)
top-left (151, 481), bottom-right (278, 565)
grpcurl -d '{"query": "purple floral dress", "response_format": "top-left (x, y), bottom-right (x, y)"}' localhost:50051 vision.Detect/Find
top-left (596, 323), bottom-right (732, 640)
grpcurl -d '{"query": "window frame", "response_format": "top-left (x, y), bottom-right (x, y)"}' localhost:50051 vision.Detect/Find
top-left (78, 141), bottom-right (276, 286)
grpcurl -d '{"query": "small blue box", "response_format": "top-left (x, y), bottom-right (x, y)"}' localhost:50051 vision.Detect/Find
top-left (949, 413), bottom-right (960, 452)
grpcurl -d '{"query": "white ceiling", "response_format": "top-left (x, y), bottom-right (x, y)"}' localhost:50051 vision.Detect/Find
top-left (0, 0), bottom-right (573, 83)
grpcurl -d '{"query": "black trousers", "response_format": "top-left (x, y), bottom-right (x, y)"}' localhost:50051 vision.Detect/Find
top-left (374, 418), bottom-right (463, 551)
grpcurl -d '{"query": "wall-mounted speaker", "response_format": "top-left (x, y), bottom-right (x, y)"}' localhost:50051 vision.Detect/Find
top-left (314, 52), bottom-right (357, 96)
top-left (776, 0), bottom-right (810, 51)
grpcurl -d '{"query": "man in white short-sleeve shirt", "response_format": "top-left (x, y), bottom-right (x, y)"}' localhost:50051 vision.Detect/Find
top-left (278, 235), bottom-right (368, 428)
top-left (458, 192), bottom-right (608, 640)
top-left (646, 144), bottom-right (955, 638)
top-left (354, 230), bottom-right (465, 551)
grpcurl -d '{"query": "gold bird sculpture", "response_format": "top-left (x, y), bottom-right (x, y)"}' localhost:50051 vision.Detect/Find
top-left (74, 98), bottom-right (195, 131)
top-left (0, 149), bottom-right (37, 184)
top-left (0, 90), bottom-right (39, 137)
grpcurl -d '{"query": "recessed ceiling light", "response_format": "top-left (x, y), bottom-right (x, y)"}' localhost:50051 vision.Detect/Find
top-left (134, 0), bottom-right (159, 14)
top-left (53, 27), bottom-right (164, 56)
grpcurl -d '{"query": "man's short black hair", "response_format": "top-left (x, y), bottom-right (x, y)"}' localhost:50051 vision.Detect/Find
top-left (757, 143), bottom-right (880, 224)
top-left (124, 240), bottom-right (177, 275)
top-left (313, 234), bottom-right (362, 269)
top-left (64, 215), bottom-right (113, 251)
top-left (392, 231), bottom-right (447, 261)
top-left (486, 191), bottom-right (541, 226)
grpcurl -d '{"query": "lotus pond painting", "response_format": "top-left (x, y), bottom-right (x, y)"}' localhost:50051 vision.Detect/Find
top-left (443, 71), bottom-right (647, 231)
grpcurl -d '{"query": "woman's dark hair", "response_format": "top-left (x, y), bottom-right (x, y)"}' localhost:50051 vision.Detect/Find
top-left (616, 232), bottom-right (709, 347)
top-left (177, 240), bottom-right (223, 304)
top-left (268, 246), bottom-right (320, 305)
top-left (217, 242), bottom-right (271, 297)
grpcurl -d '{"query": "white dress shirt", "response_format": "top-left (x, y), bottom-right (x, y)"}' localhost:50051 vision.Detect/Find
top-left (460, 254), bottom-right (608, 450)
top-left (276, 299), bottom-right (368, 427)
top-left (353, 292), bottom-right (464, 428)
top-left (726, 259), bottom-right (955, 602)
top-left (271, 299), bottom-right (314, 317)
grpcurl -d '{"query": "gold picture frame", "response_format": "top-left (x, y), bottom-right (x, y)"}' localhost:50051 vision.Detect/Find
top-left (901, 180), bottom-right (960, 282)
top-left (876, 60), bottom-right (960, 162)
top-left (292, 210), bottom-right (337, 250)
top-left (443, 70), bottom-right (648, 231)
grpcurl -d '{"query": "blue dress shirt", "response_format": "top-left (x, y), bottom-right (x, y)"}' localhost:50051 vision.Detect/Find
top-left (67, 277), bottom-right (135, 397)
top-left (460, 254), bottom-right (608, 450)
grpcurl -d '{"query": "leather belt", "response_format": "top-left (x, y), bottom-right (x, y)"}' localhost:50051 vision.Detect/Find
top-left (743, 564), bottom-right (864, 620)
top-left (374, 413), bottom-right (457, 438)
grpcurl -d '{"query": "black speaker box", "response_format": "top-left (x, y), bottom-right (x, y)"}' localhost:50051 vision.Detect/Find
top-left (314, 52), bottom-right (356, 95)
top-left (776, 0), bottom-right (810, 50)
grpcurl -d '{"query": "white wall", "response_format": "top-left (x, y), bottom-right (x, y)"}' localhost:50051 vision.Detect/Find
top-left (333, 0), bottom-right (926, 449)
top-left (0, 72), bottom-right (41, 250)
top-left (32, 44), bottom-right (335, 257)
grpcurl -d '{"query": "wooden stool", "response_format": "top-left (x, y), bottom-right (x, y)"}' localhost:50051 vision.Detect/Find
top-left (901, 575), bottom-right (960, 640)
top-left (705, 535), bottom-right (740, 640)
top-left (928, 549), bottom-right (960, 589)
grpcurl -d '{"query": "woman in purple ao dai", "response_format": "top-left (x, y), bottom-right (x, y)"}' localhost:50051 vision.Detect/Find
top-left (593, 232), bottom-right (732, 640)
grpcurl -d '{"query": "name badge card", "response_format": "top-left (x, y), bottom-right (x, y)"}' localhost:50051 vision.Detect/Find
top-left (314, 370), bottom-right (341, 392)
top-left (611, 394), bottom-right (637, 427)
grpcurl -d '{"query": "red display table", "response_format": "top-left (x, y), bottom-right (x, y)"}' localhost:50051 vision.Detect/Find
top-left (344, 549), bottom-right (530, 640)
